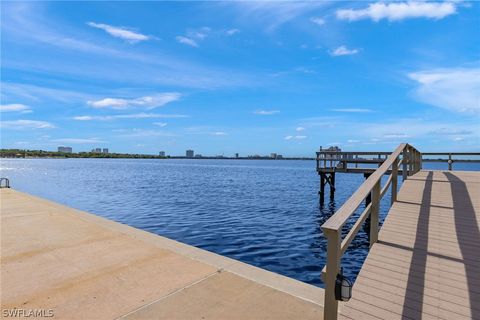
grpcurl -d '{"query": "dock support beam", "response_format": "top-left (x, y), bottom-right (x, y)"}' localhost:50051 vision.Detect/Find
top-left (319, 172), bottom-right (336, 203)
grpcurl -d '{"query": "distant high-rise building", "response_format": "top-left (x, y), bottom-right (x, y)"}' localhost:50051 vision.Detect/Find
top-left (186, 149), bottom-right (194, 158)
top-left (159, 151), bottom-right (166, 157)
top-left (270, 153), bottom-right (277, 159)
top-left (276, 154), bottom-right (283, 159)
top-left (91, 148), bottom-right (102, 153)
top-left (235, 153), bottom-right (239, 158)
top-left (102, 148), bottom-right (109, 154)
top-left (58, 146), bottom-right (72, 153)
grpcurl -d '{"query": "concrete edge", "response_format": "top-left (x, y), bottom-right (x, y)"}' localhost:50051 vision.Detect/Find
top-left (2, 189), bottom-right (325, 307)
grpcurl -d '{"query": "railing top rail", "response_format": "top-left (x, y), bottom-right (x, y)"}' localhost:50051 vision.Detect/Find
top-left (421, 152), bottom-right (480, 156)
top-left (316, 151), bottom-right (392, 156)
top-left (321, 143), bottom-right (409, 232)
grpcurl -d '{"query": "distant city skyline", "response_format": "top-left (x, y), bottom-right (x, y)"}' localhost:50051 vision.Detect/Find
top-left (1, 1), bottom-right (479, 156)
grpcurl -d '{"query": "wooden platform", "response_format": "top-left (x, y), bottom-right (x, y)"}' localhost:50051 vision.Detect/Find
top-left (340, 170), bottom-right (480, 320)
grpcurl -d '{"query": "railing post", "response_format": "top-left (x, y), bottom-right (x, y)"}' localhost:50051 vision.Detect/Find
top-left (412, 150), bottom-right (416, 173)
top-left (448, 153), bottom-right (452, 171)
top-left (370, 181), bottom-right (381, 246)
top-left (418, 152), bottom-right (422, 171)
top-left (402, 147), bottom-right (408, 181)
top-left (391, 159), bottom-right (398, 205)
top-left (323, 229), bottom-right (341, 320)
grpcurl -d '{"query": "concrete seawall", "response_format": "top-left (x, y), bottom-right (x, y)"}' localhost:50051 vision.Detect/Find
top-left (1, 188), bottom-right (325, 319)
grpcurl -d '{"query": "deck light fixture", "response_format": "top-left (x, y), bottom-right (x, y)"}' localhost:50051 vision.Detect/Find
top-left (335, 268), bottom-right (352, 301)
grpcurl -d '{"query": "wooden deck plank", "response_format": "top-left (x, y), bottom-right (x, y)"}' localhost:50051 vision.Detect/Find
top-left (340, 170), bottom-right (480, 320)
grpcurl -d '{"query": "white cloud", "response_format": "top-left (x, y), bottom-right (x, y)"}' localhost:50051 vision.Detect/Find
top-left (87, 22), bottom-right (150, 42)
top-left (226, 28), bottom-right (240, 36)
top-left (330, 45), bottom-right (359, 56)
top-left (285, 135), bottom-right (306, 140)
top-left (310, 17), bottom-right (326, 26)
top-left (73, 113), bottom-right (188, 121)
top-left (116, 129), bottom-right (175, 138)
top-left (0, 103), bottom-right (32, 113)
top-left (383, 133), bottom-right (409, 139)
top-left (1, 120), bottom-right (54, 129)
top-left (87, 98), bottom-right (129, 109)
top-left (211, 131), bottom-right (228, 136)
top-left (408, 68), bottom-right (480, 113)
top-left (153, 122), bottom-right (167, 127)
top-left (347, 139), bottom-right (360, 143)
top-left (87, 93), bottom-right (181, 110)
top-left (73, 116), bottom-right (102, 121)
top-left (116, 113), bottom-right (186, 119)
top-left (330, 108), bottom-right (372, 113)
top-left (336, 2), bottom-right (457, 22)
top-left (52, 138), bottom-right (106, 144)
top-left (296, 127), bottom-right (305, 131)
top-left (176, 27), bottom-right (212, 47)
top-left (176, 36), bottom-right (199, 47)
top-left (253, 110), bottom-right (280, 115)
top-left (188, 27), bottom-right (211, 40)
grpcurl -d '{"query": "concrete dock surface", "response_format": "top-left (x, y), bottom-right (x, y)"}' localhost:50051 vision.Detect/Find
top-left (0, 189), bottom-right (324, 319)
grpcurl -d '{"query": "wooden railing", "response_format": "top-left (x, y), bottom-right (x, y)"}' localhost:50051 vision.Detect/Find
top-left (422, 152), bottom-right (480, 170)
top-left (321, 143), bottom-right (421, 320)
top-left (316, 151), bottom-right (390, 170)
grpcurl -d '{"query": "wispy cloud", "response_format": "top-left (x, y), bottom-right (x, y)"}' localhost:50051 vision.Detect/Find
top-left (429, 128), bottom-right (473, 136)
top-left (226, 28), bottom-right (240, 36)
top-left (330, 108), bottom-right (372, 113)
top-left (87, 22), bottom-right (151, 42)
top-left (1, 119), bottom-right (55, 129)
top-left (229, 2), bottom-right (331, 32)
top-left (211, 131), bottom-right (228, 136)
top-left (310, 17), bottom-right (326, 26)
top-left (1, 83), bottom-right (92, 103)
top-left (285, 135), bottom-right (307, 140)
top-left (337, 2), bottom-right (457, 22)
top-left (408, 67), bottom-right (480, 114)
top-left (153, 122), bottom-right (167, 127)
top-left (330, 45), bottom-right (359, 56)
top-left (253, 110), bottom-right (280, 115)
top-left (52, 138), bottom-right (106, 144)
top-left (73, 113), bottom-right (188, 121)
top-left (176, 27), bottom-right (211, 47)
top-left (115, 129), bottom-right (175, 138)
top-left (296, 127), bottom-right (305, 131)
top-left (0, 103), bottom-right (32, 113)
top-left (2, 4), bottom-right (255, 89)
top-left (87, 93), bottom-right (181, 110)
top-left (176, 36), bottom-right (199, 47)
top-left (383, 133), bottom-right (409, 139)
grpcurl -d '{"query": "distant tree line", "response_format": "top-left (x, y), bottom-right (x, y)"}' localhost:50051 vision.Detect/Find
top-left (0, 149), bottom-right (167, 159)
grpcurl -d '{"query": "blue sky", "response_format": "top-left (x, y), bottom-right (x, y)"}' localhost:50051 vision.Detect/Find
top-left (1, 1), bottom-right (479, 156)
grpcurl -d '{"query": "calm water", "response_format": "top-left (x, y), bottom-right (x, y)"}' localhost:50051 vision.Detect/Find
top-left (1, 158), bottom-right (478, 287)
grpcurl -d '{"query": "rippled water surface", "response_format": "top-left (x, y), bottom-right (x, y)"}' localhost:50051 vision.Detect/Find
top-left (2, 158), bottom-right (478, 287)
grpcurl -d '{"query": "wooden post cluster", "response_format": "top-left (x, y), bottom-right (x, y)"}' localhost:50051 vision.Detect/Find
top-left (319, 172), bottom-right (336, 204)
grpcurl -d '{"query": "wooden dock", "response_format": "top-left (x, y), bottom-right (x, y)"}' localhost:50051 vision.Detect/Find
top-left (321, 144), bottom-right (480, 320)
top-left (339, 170), bottom-right (480, 320)
top-left (316, 149), bottom-right (480, 203)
